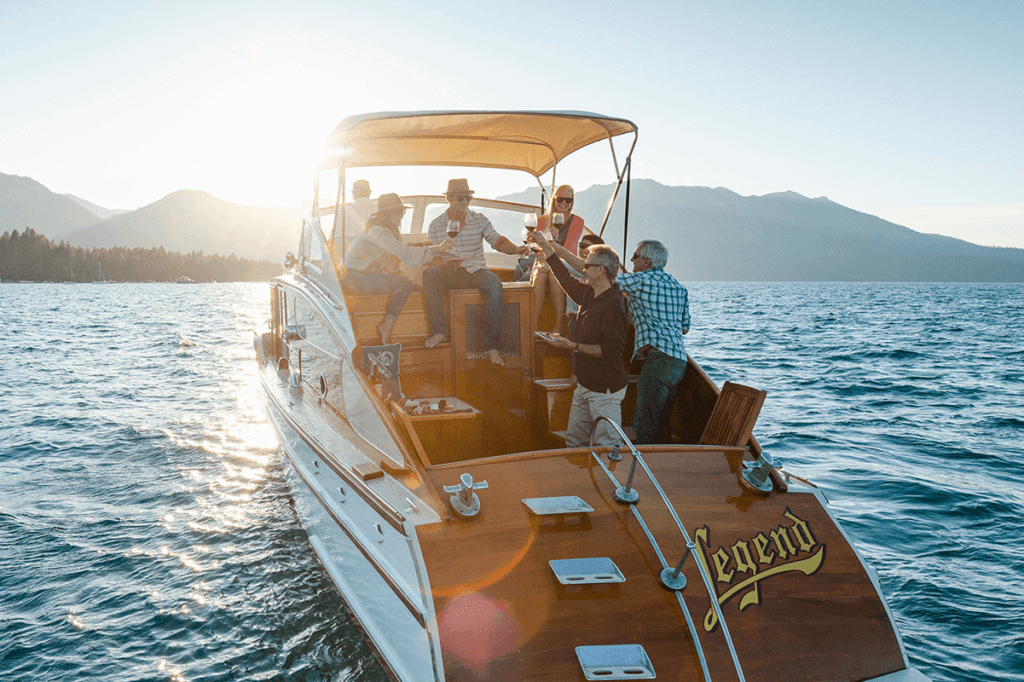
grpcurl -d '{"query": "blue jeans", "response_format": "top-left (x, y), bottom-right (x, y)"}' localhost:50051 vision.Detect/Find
top-left (633, 349), bottom-right (687, 444)
top-left (346, 271), bottom-right (415, 320)
top-left (423, 266), bottom-right (503, 350)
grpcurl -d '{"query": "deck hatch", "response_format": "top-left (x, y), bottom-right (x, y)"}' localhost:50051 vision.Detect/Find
top-left (549, 558), bottom-right (625, 585)
top-left (522, 496), bottom-right (594, 515)
top-left (575, 645), bottom-right (655, 680)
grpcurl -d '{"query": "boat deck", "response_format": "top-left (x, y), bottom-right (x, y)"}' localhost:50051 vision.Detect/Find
top-left (417, 446), bottom-right (906, 682)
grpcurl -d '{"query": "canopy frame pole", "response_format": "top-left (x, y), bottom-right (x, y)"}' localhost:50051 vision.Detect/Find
top-left (336, 166), bottom-right (346, 275)
top-left (608, 134), bottom-right (621, 179)
top-left (535, 176), bottom-right (547, 212)
top-left (623, 158), bottom-right (632, 256)
top-left (597, 131), bottom-right (638, 239)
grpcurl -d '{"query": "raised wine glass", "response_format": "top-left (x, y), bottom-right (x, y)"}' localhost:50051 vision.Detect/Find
top-left (446, 220), bottom-right (460, 239)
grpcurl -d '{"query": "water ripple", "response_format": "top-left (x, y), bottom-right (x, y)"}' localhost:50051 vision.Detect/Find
top-left (2, 281), bottom-right (1022, 681)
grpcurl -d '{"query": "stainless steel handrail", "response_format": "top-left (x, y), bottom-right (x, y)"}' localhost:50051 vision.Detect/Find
top-left (589, 417), bottom-right (746, 682)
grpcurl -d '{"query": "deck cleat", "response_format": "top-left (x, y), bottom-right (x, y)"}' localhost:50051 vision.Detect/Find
top-left (443, 473), bottom-right (489, 519)
top-left (741, 450), bottom-right (779, 494)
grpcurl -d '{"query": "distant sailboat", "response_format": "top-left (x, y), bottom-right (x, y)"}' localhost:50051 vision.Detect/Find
top-left (95, 262), bottom-right (111, 283)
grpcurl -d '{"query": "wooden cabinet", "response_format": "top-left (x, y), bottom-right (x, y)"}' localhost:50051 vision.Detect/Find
top-left (404, 397), bottom-right (485, 465)
top-left (448, 285), bottom-right (534, 456)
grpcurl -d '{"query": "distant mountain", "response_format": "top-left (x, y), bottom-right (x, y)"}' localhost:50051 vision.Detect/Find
top-left (3, 173), bottom-right (300, 262)
top-left (60, 190), bottom-right (300, 262)
top-left (62, 193), bottom-right (129, 220)
top-left (501, 180), bottom-right (1024, 282)
top-left (1, 172), bottom-right (103, 240)
top-left (6, 170), bottom-right (1022, 280)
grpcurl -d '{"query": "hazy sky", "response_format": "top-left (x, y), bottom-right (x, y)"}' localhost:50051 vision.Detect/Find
top-left (3, 0), bottom-right (1022, 248)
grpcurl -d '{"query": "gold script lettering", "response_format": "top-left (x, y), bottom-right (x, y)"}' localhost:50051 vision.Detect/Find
top-left (731, 540), bottom-right (757, 576)
top-left (785, 510), bottom-right (817, 551)
top-left (753, 532), bottom-right (775, 564)
top-left (712, 547), bottom-right (734, 583)
top-left (770, 527), bottom-right (797, 559)
top-left (703, 547), bottom-right (826, 631)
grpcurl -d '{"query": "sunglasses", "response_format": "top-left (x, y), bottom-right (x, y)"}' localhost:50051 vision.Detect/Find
top-left (583, 262), bottom-right (602, 270)
top-left (555, 196), bottom-right (574, 204)
top-left (631, 253), bottom-right (646, 261)
top-left (450, 195), bottom-right (473, 203)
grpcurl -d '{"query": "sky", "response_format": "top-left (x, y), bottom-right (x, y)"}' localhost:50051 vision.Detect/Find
top-left (2, 0), bottom-right (1022, 248)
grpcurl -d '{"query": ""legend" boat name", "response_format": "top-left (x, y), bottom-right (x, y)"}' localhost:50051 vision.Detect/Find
top-left (694, 508), bottom-right (825, 631)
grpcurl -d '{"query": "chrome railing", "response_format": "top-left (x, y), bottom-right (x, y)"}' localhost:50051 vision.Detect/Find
top-left (588, 417), bottom-right (747, 682)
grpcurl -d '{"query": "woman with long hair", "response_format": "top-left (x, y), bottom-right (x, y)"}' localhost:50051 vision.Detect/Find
top-left (532, 184), bottom-right (587, 335)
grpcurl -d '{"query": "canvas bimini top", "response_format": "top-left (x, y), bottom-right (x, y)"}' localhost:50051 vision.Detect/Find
top-left (320, 110), bottom-right (638, 178)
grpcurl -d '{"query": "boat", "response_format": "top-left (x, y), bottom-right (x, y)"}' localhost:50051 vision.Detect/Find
top-left (254, 111), bottom-right (931, 682)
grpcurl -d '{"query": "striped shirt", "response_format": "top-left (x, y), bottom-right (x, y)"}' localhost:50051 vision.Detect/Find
top-left (615, 268), bottom-right (691, 362)
top-left (427, 209), bottom-right (505, 274)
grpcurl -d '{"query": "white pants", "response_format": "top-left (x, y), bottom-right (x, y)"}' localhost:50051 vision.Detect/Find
top-left (565, 384), bottom-right (628, 448)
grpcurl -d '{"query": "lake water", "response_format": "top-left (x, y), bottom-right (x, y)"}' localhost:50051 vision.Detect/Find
top-left (1, 281), bottom-right (1021, 681)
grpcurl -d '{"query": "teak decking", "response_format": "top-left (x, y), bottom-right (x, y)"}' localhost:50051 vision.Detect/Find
top-left (417, 448), bottom-right (906, 682)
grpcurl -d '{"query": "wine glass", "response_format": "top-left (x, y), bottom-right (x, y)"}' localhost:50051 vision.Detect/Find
top-left (552, 212), bottom-right (565, 228)
top-left (446, 220), bottom-right (460, 239)
top-left (524, 213), bottom-right (538, 231)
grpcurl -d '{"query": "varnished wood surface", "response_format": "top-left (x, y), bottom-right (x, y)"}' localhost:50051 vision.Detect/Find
top-left (698, 381), bottom-right (766, 447)
top-left (402, 397), bottom-right (486, 465)
top-left (417, 448), bottom-right (906, 682)
top-left (349, 291), bottom-right (433, 347)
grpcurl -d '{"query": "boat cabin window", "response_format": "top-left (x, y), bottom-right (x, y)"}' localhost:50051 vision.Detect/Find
top-left (299, 218), bottom-right (346, 302)
top-left (301, 221), bottom-right (328, 275)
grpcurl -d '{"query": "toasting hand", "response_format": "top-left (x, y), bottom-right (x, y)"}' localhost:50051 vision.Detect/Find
top-left (528, 229), bottom-right (554, 255)
top-left (431, 238), bottom-right (455, 254)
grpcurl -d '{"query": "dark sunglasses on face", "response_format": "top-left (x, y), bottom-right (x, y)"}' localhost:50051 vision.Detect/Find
top-left (450, 195), bottom-right (472, 203)
top-left (631, 253), bottom-right (645, 260)
top-left (555, 197), bottom-right (574, 204)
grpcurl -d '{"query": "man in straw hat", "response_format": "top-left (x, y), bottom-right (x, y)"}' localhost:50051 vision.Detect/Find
top-left (423, 178), bottom-right (530, 366)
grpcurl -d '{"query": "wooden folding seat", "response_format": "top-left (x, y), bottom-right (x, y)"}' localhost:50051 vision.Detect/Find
top-left (697, 381), bottom-right (767, 447)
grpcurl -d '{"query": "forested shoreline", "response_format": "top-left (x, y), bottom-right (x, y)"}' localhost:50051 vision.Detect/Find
top-left (0, 228), bottom-right (282, 282)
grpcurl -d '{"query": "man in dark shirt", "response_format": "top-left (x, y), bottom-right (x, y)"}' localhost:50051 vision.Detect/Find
top-left (531, 231), bottom-right (628, 447)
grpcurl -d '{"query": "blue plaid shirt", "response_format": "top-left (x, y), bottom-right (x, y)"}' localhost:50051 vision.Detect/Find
top-left (615, 268), bottom-right (691, 361)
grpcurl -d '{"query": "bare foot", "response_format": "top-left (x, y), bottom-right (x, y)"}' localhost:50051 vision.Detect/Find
top-left (424, 333), bottom-right (448, 348)
top-left (486, 349), bottom-right (504, 366)
top-left (377, 319), bottom-right (394, 344)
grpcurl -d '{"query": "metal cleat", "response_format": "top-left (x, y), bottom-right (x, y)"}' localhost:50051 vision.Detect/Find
top-left (741, 450), bottom-right (779, 494)
top-left (443, 473), bottom-right (489, 519)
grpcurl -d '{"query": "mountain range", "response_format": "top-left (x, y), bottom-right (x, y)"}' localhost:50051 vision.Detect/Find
top-left (1, 172), bottom-right (299, 262)
top-left (2, 171), bottom-right (1022, 281)
top-left (504, 181), bottom-right (1024, 282)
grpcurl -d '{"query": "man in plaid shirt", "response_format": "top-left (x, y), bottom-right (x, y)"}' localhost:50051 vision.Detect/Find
top-left (615, 240), bottom-right (691, 444)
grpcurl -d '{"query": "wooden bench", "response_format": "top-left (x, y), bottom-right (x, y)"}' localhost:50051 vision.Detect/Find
top-left (347, 291), bottom-right (434, 348)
